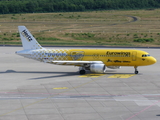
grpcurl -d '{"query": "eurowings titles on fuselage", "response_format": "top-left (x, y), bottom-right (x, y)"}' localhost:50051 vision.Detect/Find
top-left (16, 26), bottom-right (157, 75)
top-left (106, 51), bottom-right (130, 57)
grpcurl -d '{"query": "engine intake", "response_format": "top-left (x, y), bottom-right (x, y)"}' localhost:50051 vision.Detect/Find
top-left (90, 64), bottom-right (106, 73)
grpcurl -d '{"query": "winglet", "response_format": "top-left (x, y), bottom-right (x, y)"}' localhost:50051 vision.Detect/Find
top-left (18, 26), bottom-right (43, 50)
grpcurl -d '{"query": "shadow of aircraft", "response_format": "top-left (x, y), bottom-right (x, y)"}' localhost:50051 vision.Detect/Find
top-left (0, 69), bottom-right (137, 80)
top-left (0, 69), bottom-right (79, 80)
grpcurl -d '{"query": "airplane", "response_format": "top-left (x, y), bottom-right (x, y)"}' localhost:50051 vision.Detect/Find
top-left (16, 26), bottom-right (157, 75)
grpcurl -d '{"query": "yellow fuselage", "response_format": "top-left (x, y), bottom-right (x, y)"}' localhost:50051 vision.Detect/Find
top-left (34, 49), bottom-right (156, 67)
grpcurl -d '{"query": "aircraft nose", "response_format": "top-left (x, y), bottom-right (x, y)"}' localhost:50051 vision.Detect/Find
top-left (151, 57), bottom-right (157, 64)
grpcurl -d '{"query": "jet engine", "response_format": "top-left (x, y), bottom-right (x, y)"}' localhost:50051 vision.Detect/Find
top-left (90, 64), bottom-right (106, 73)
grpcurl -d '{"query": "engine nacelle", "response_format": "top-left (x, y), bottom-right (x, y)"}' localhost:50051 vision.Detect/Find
top-left (107, 66), bottom-right (121, 69)
top-left (90, 64), bottom-right (106, 73)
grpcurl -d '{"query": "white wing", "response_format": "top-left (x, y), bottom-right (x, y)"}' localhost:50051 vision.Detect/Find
top-left (50, 61), bottom-right (103, 66)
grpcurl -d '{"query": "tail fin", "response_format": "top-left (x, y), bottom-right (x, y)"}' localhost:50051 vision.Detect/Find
top-left (18, 26), bottom-right (43, 50)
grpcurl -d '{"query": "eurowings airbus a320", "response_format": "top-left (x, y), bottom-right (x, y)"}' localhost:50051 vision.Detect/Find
top-left (16, 26), bottom-right (157, 75)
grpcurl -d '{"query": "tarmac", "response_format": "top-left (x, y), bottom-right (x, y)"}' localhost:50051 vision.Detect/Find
top-left (0, 46), bottom-right (160, 120)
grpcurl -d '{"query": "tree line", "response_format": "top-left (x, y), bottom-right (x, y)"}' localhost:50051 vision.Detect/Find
top-left (0, 0), bottom-right (159, 14)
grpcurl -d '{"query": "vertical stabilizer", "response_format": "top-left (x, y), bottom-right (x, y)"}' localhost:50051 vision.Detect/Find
top-left (18, 26), bottom-right (43, 50)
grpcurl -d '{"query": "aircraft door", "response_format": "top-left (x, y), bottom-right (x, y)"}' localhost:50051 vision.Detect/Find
top-left (132, 51), bottom-right (137, 61)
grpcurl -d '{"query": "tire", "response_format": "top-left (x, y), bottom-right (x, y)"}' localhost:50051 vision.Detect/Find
top-left (79, 70), bottom-right (86, 75)
top-left (135, 71), bottom-right (139, 74)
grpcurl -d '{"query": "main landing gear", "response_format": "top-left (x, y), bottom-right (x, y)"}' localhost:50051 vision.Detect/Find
top-left (79, 67), bottom-right (86, 75)
top-left (134, 66), bottom-right (139, 74)
top-left (79, 70), bottom-right (86, 75)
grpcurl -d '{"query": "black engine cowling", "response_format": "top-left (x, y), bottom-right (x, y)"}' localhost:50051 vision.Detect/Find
top-left (90, 64), bottom-right (106, 73)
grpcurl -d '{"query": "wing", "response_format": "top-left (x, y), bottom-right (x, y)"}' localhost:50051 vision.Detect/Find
top-left (49, 61), bottom-right (103, 66)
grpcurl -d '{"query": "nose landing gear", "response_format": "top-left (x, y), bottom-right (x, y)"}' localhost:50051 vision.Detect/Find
top-left (134, 66), bottom-right (139, 74)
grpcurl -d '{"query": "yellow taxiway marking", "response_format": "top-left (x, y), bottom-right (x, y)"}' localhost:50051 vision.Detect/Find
top-left (53, 87), bottom-right (68, 89)
top-left (79, 74), bottom-right (104, 78)
top-left (108, 74), bottom-right (135, 78)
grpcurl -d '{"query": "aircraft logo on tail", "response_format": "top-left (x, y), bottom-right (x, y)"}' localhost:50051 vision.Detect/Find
top-left (21, 29), bottom-right (33, 42)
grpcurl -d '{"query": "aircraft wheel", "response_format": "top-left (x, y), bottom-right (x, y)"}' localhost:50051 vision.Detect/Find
top-left (134, 66), bottom-right (138, 74)
top-left (135, 71), bottom-right (139, 74)
top-left (79, 70), bottom-right (86, 75)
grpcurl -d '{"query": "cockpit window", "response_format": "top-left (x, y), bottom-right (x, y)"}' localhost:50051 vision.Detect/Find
top-left (142, 54), bottom-right (150, 57)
